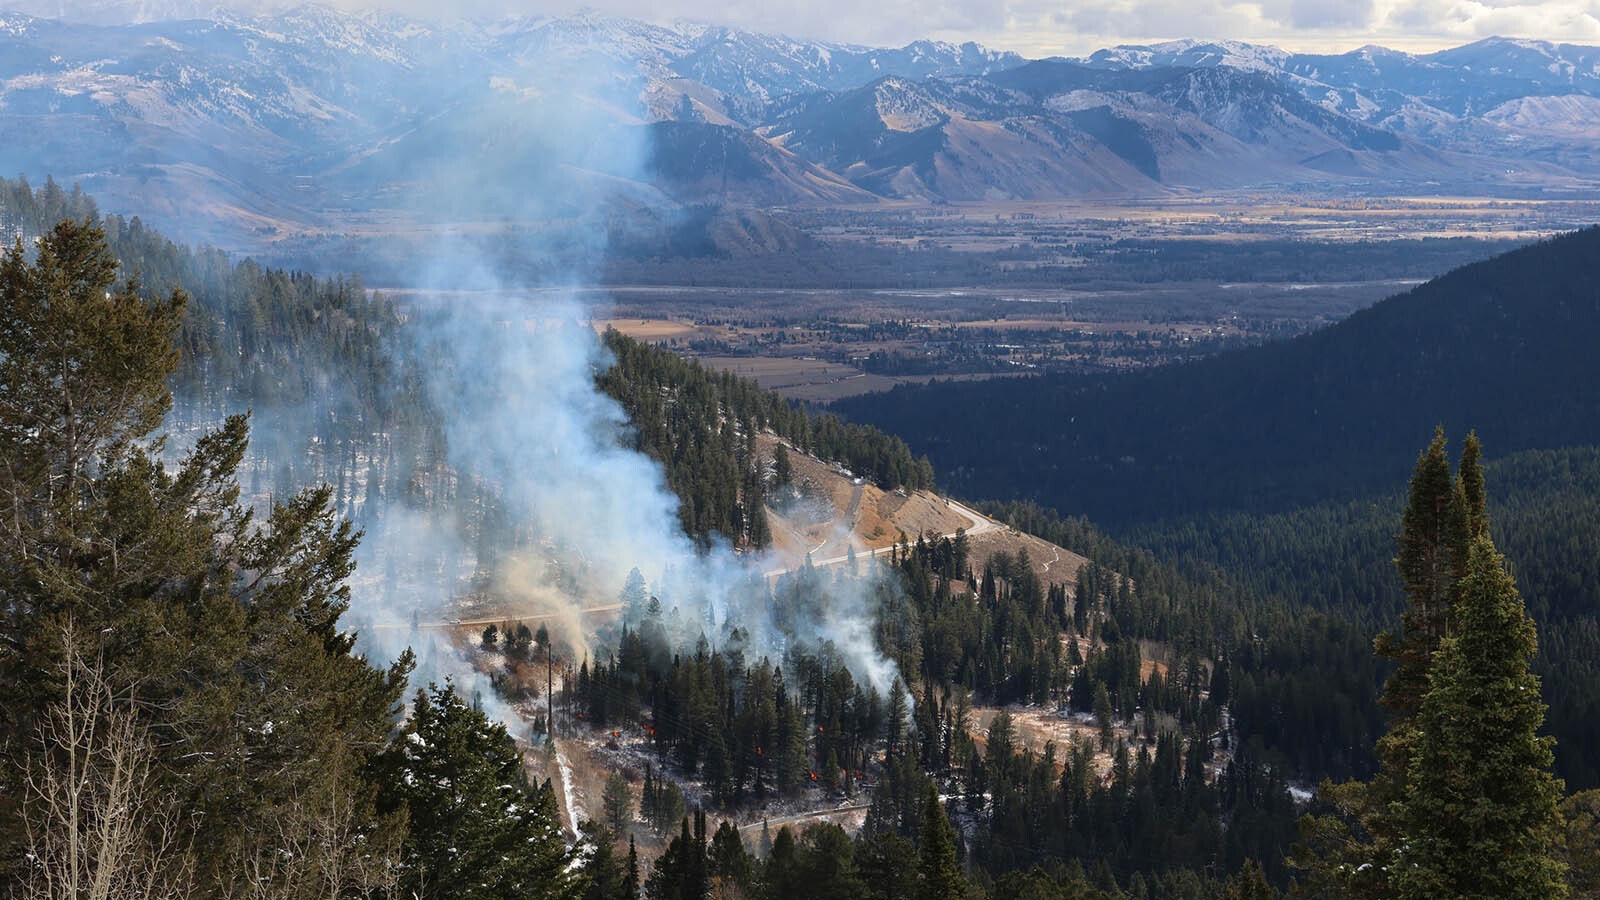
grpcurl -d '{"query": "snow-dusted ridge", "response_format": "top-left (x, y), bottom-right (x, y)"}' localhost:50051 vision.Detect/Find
top-left (0, 5), bottom-right (1595, 248)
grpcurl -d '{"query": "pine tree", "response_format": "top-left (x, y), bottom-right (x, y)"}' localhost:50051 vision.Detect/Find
top-left (1379, 428), bottom-right (1480, 718)
top-left (798, 823), bottom-right (862, 900)
top-left (1295, 432), bottom-right (1565, 900)
top-left (375, 682), bottom-right (584, 900)
top-left (0, 220), bottom-right (183, 529)
top-left (1295, 432), bottom-right (1489, 897)
top-left (916, 784), bottom-right (964, 900)
top-left (582, 822), bottom-right (630, 900)
top-left (1394, 535), bottom-right (1567, 899)
top-left (1222, 859), bottom-right (1274, 900)
top-left (1562, 790), bottom-right (1600, 897)
top-left (708, 820), bottom-right (752, 894)
top-left (765, 826), bottom-right (801, 900)
top-left (603, 770), bottom-right (634, 834)
top-left (626, 836), bottom-right (641, 900)
top-left (856, 830), bottom-right (917, 900)
top-left (0, 218), bottom-right (411, 893)
top-left (646, 817), bottom-right (707, 900)
top-left (773, 444), bottom-right (793, 488)
top-left (885, 679), bottom-right (909, 764)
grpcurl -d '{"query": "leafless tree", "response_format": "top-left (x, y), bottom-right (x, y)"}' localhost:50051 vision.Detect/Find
top-left (236, 769), bottom-right (404, 900)
top-left (17, 625), bottom-right (195, 900)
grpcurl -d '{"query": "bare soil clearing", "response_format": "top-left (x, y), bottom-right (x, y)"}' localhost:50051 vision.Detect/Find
top-left (755, 432), bottom-right (1086, 587)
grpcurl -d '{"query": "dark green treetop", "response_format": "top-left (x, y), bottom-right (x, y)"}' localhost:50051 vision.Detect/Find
top-left (375, 681), bottom-right (584, 900)
top-left (1395, 535), bottom-right (1567, 899)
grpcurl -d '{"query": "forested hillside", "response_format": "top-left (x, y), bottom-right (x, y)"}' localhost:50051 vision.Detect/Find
top-left (1120, 444), bottom-right (1600, 789)
top-left (599, 330), bottom-right (933, 548)
top-left (832, 225), bottom-right (1600, 784)
top-left (5, 178), bottom-right (1593, 898)
top-left (0, 179), bottom-right (1267, 899)
top-left (835, 226), bottom-right (1600, 525)
top-left (0, 176), bottom-right (927, 554)
top-left (833, 228), bottom-right (1600, 791)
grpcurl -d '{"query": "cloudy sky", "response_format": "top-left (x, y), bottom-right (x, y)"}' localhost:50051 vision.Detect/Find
top-left (24, 0), bottom-right (1600, 55)
top-left (587, 0), bottom-right (1600, 56)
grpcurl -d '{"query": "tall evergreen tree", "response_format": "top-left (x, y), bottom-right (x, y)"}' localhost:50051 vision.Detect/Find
top-left (1394, 535), bottom-right (1567, 899)
top-left (583, 822), bottom-right (632, 900)
top-left (708, 820), bottom-right (753, 896)
top-left (1378, 428), bottom-right (1468, 718)
top-left (885, 679), bottom-right (909, 765)
top-left (1295, 432), bottom-right (1562, 899)
top-left (0, 218), bottom-right (411, 894)
top-left (916, 784), bottom-right (964, 900)
top-left (375, 682), bottom-right (583, 900)
top-left (857, 830), bottom-right (918, 900)
top-left (764, 827), bottom-right (802, 900)
top-left (603, 770), bottom-right (634, 834)
top-left (645, 816), bottom-right (708, 900)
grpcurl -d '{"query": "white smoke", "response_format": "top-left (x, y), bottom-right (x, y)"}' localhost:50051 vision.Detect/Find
top-left (313, 55), bottom-right (904, 723)
top-left (346, 282), bottom-right (906, 700)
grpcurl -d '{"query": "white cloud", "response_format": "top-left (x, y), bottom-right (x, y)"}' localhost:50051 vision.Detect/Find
top-left (1373, 0), bottom-right (1600, 42)
top-left (22, 0), bottom-right (1600, 54)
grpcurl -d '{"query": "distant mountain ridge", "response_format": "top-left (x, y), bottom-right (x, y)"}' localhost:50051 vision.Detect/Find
top-left (0, 5), bottom-right (1596, 247)
top-left (1084, 36), bottom-right (1600, 168)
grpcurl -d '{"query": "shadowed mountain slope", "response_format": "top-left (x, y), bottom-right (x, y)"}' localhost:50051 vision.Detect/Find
top-left (834, 226), bottom-right (1600, 526)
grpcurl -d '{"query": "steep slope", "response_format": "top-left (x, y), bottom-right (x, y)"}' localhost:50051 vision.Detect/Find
top-left (834, 227), bottom-right (1600, 525)
top-left (642, 120), bottom-right (878, 205)
top-left (1089, 36), bottom-right (1600, 175)
top-left (765, 61), bottom-right (1467, 199)
top-left (0, 8), bottom-right (1028, 245)
top-left (2, 9), bottom-right (1597, 245)
top-left (763, 75), bottom-right (1169, 199)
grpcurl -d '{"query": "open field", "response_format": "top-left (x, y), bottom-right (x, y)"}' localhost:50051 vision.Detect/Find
top-left (588, 277), bottom-right (1405, 400)
top-left (693, 356), bottom-right (960, 404)
top-left (792, 194), bottom-right (1600, 249)
top-left (592, 317), bottom-right (711, 342)
top-left (379, 194), bottom-right (1597, 401)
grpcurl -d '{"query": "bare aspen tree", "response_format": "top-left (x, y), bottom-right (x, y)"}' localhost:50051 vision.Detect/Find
top-left (18, 626), bottom-right (194, 900)
top-left (237, 766), bottom-right (404, 900)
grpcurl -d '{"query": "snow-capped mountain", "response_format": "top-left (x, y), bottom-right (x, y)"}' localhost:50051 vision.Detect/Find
top-left (1086, 39), bottom-right (1291, 73)
top-left (0, 5), bottom-right (1040, 243)
top-left (0, 5), bottom-right (1593, 249)
top-left (2, 0), bottom-right (254, 24)
top-left (1087, 35), bottom-right (1600, 167)
top-left (757, 60), bottom-right (1496, 202)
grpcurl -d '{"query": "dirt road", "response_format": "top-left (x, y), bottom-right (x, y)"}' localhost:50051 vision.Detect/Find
top-left (735, 802), bottom-right (873, 836)
top-left (766, 492), bottom-right (1006, 578)
top-left (361, 603), bottom-right (624, 631)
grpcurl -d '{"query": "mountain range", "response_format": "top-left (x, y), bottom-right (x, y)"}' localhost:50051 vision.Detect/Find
top-left (2, 6), bottom-right (1599, 246)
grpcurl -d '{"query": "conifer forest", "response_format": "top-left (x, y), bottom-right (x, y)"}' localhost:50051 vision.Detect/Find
top-left (2, 112), bottom-right (1598, 900)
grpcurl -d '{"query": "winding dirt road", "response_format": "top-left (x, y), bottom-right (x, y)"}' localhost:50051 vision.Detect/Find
top-left (766, 492), bottom-right (1005, 578)
top-left (361, 603), bottom-right (624, 631)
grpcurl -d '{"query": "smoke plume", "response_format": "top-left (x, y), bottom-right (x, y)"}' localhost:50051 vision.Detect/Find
top-left (198, 50), bottom-right (912, 724)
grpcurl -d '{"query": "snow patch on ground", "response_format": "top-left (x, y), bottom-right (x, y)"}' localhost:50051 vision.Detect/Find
top-left (553, 738), bottom-right (585, 840)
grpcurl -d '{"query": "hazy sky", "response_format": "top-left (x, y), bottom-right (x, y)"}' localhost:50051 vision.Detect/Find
top-left (26, 0), bottom-right (1600, 55)
top-left (574, 0), bottom-right (1600, 55)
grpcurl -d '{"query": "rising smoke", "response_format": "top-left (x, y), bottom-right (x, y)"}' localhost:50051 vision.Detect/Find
top-left (347, 286), bottom-right (904, 699)
top-left (213, 51), bottom-right (911, 723)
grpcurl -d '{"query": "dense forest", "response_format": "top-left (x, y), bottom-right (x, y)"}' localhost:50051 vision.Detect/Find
top-left (836, 226), bottom-right (1600, 791)
top-left (1115, 444), bottom-right (1600, 790)
top-left (3, 177), bottom-right (1595, 899)
top-left (599, 330), bottom-right (933, 548)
